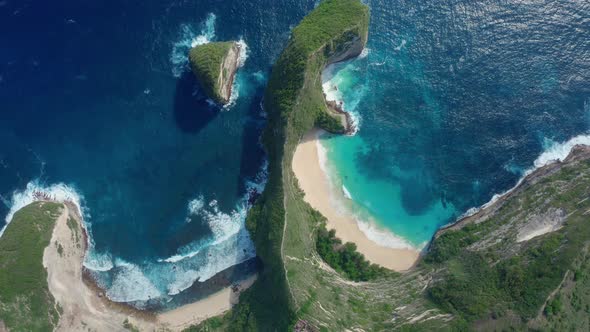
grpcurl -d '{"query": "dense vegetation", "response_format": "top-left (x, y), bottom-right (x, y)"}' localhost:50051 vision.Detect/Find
top-left (184, 0), bottom-right (590, 329)
top-left (540, 243), bottom-right (590, 331)
top-left (186, 1), bottom-right (369, 331)
top-left (188, 41), bottom-right (233, 103)
top-left (316, 226), bottom-right (387, 281)
top-left (0, 202), bottom-right (62, 332)
top-left (423, 159), bottom-right (590, 328)
top-left (237, 1), bottom-right (368, 329)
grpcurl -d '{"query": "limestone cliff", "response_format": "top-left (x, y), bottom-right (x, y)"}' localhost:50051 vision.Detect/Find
top-left (189, 41), bottom-right (241, 105)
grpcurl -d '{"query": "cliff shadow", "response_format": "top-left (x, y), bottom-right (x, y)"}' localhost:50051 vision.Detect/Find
top-left (236, 87), bottom-right (267, 200)
top-left (173, 71), bottom-right (219, 134)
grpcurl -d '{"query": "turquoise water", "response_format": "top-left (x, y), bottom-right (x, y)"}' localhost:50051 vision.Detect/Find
top-left (321, 0), bottom-right (590, 247)
top-left (0, 0), bottom-right (320, 308)
top-left (322, 59), bottom-right (455, 248)
top-left (320, 133), bottom-right (455, 248)
top-left (1, 0), bottom-right (589, 306)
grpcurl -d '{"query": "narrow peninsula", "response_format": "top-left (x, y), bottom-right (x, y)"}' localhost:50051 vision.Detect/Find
top-left (3, 1), bottom-right (590, 332)
top-left (0, 201), bottom-right (256, 331)
top-left (193, 1), bottom-right (590, 331)
top-left (189, 41), bottom-right (241, 104)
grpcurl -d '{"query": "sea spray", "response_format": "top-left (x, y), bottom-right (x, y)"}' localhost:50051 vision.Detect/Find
top-left (1, 180), bottom-right (84, 238)
top-left (223, 38), bottom-right (250, 110)
top-left (315, 136), bottom-right (421, 250)
top-left (460, 134), bottom-right (590, 219)
top-left (357, 218), bottom-right (426, 250)
top-left (106, 259), bottom-right (162, 303)
top-left (87, 158), bottom-right (269, 302)
top-left (534, 135), bottom-right (590, 167)
top-left (321, 54), bottom-right (368, 134)
top-left (358, 47), bottom-right (370, 59)
top-left (316, 132), bottom-right (455, 250)
top-left (170, 13), bottom-right (217, 78)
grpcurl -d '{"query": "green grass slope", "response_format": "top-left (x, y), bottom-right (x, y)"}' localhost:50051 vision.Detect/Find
top-left (0, 202), bottom-right (62, 332)
top-left (184, 0), bottom-right (590, 329)
top-left (185, 1), bottom-right (369, 331)
top-left (422, 151), bottom-right (590, 330)
top-left (189, 41), bottom-right (233, 104)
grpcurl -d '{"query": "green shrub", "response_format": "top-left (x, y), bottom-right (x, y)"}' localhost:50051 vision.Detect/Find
top-left (0, 202), bottom-right (62, 331)
top-left (316, 226), bottom-right (387, 281)
top-left (189, 42), bottom-right (233, 103)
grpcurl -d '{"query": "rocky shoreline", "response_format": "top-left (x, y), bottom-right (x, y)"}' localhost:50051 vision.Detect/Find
top-left (320, 27), bottom-right (369, 135)
top-left (324, 96), bottom-right (356, 135)
top-left (188, 41), bottom-right (242, 105)
top-left (218, 42), bottom-right (241, 104)
top-left (434, 144), bottom-right (590, 239)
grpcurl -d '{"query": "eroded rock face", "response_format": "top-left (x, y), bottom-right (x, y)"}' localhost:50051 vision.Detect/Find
top-left (321, 27), bottom-right (369, 134)
top-left (189, 41), bottom-right (241, 104)
top-left (325, 29), bottom-right (367, 65)
top-left (217, 42), bottom-right (240, 104)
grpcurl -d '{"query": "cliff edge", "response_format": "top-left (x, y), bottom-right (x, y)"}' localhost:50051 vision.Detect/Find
top-left (189, 41), bottom-right (241, 105)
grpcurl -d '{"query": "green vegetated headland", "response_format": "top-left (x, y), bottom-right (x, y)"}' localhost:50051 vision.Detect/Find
top-left (187, 0), bottom-right (370, 331)
top-left (2, 1), bottom-right (588, 331)
top-left (187, 0), bottom-right (590, 329)
top-left (0, 202), bottom-right (62, 332)
top-left (189, 41), bottom-right (237, 104)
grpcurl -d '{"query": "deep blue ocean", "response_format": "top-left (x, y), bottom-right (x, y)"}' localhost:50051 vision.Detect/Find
top-left (1, 0), bottom-right (589, 306)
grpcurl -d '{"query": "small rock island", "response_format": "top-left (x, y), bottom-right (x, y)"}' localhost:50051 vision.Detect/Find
top-left (189, 41), bottom-right (241, 105)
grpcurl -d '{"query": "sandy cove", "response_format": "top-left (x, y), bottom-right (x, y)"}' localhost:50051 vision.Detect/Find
top-left (292, 129), bottom-right (420, 271)
top-left (42, 202), bottom-right (256, 332)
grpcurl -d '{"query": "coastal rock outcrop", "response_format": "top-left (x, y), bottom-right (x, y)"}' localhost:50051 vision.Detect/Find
top-left (435, 144), bottom-right (590, 238)
top-left (189, 41), bottom-right (241, 104)
top-left (321, 22), bottom-right (368, 134)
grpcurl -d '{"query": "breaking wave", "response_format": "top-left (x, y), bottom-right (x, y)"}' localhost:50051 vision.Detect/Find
top-left (321, 56), bottom-right (367, 135)
top-left (1, 180), bottom-right (84, 238)
top-left (357, 219), bottom-right (426, 250)
top-left (222, 38), bottom-right (250, 110)
top-left (2, 157), bottom-right (267, 304)
top-left (84, 158), bottom-right (268, 303)
top-left (461, 134), bottom-right (590, 219)
top-left (170, 13), bottom-right (217, 78)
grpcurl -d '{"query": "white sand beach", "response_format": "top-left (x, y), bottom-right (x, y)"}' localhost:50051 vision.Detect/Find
top-left (42, 203), bottom-right (255, 332)
top-left (292, 129), bottom-right (420, 271)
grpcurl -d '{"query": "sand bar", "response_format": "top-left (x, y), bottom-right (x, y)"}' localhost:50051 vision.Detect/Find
top-left (292, 129), bottom-right (420, 271)
top-left (42, 203), bottom-right (255, 332)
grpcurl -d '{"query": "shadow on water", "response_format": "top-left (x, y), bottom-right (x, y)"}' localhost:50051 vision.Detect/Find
top-left (236, 92), bottom-right (267, 196)
top-left (145, 72), bottom-right (267, 312)
top-left (173, 71), bottom-right (219, 134)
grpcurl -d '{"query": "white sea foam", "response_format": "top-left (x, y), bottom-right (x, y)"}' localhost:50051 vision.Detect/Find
top-left (394, 39), bottom-right (407, 51)
top-left (84, 251), bottom-right (115, 272)
top-left (1, 180), bottom-right (84, 238)
top-left (534, 135), bottom-right (590, 167)
top-left (252, 71), bottom-right (267, 84)
top-left (222, 38), bottom-right (249, 110)
top-left (106, 259), bottom-right (162, 302)
top-left (187, 195), bottom-right (205, 219)
top-left (154, 159), bottom-right (267, 296)
top-left (461, 134), bottom-right (590, 219)
top-left (316, 135), bottom-right (423, 251)
top-left (159, 198), bottom-right (255, 295)
top-left (316, 137), bottom-right (330, 176)
top-left (321, 61), bottom-right (364, 134)
top-left (166, 226), bottom-right (255, 295)
top-left (3, 156), bottom-right (267, 303)
top-left (357, 219), bottom-right (425, 250)
top-left (170, 13), bottom-right (217, 77)
top-left (358, 47), bottom-right (370, 59)
top-left (236, 38), bottom-right (249, 68)
top-left (96, 191), bottom-right (258, 300)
